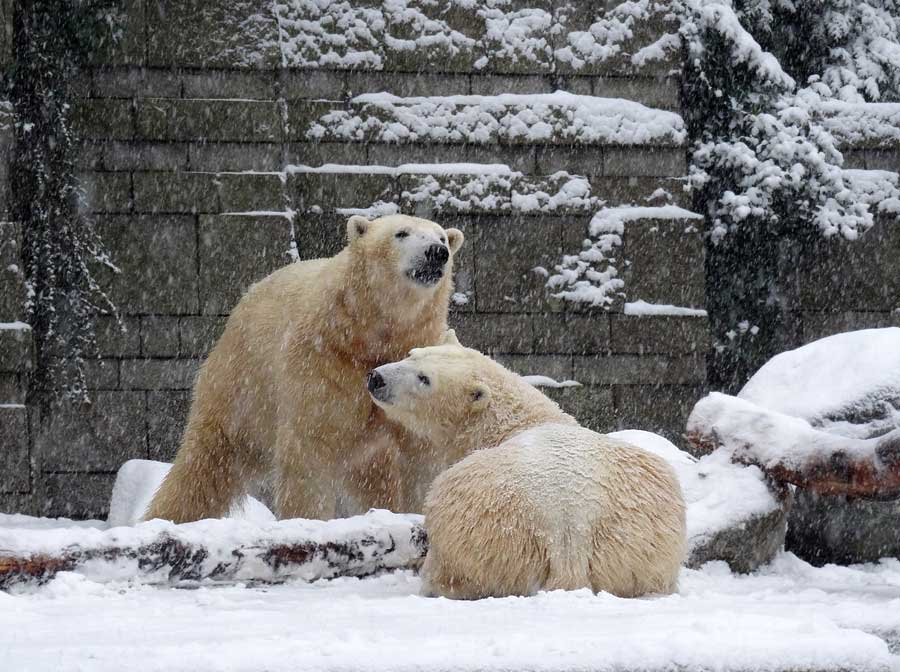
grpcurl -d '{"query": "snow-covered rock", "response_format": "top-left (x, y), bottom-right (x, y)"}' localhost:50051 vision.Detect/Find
top-left (107, 459), bottom-right (276, 527)
top-left (610, 430), bottom-right (789, 572)
top-left (686, 328), bottom-right (900, 564)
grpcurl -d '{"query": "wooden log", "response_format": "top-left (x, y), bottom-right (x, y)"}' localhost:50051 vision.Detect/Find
top-left (0, 511), bottom-right (428, 590)
top-left (686, 393), bottom-right (900, 500)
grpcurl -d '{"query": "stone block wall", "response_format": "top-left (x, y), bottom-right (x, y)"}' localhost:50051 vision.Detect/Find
top-left (1, 1), bottom-right (897, 519)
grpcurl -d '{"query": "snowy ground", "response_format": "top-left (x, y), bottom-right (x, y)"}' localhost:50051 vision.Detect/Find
top-left (3, 553), bottom-right (900, 671)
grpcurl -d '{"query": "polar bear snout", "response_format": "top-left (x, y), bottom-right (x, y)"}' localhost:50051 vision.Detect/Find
top-left (406, 243), bottom-right (450, 286)
top-left (366, 369), bottom-right (390, 402)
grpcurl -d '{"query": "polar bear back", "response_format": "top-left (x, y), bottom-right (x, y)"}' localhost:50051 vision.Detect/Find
top-left (423, 423), bottom-right (686, 599)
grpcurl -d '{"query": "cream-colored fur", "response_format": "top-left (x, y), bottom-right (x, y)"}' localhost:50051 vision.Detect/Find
top-left (370, 332), bottom-right (686, 599)
top-left (145, 215), bottom-right (463, 523)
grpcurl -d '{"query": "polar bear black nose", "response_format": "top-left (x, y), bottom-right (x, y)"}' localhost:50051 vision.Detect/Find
top-left (367, 370), bottom-right (386, 395)
top-left (425, 244), bottom-right (449, 265)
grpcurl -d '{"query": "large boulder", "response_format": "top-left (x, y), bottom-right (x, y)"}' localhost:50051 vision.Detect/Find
top-left (609, 430), bottom-right (790, 572)
top-left (687, 328), bottom-right (900, 565)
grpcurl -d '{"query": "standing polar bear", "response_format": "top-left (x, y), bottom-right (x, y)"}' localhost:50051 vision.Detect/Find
top-left (145, 214), bottom-right (464, 523)
top-left (367, 331), bottom-right (686, 599)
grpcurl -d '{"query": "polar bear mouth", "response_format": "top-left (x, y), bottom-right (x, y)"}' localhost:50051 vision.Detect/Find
top-left (406, 265), bottom-right (444, 286)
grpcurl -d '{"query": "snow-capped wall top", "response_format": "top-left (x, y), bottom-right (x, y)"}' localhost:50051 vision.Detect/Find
top-left (307, 92), bottom-right (686, 146)
top-left (738, 328), bottom-right (900, 434)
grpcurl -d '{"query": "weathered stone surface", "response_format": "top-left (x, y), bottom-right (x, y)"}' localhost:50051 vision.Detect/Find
top-left (534, 145), bottom-right (602, 175)
top-left (133, 171), bottom-right (220, 213)
top-left (41, 473), bottom-right (117, 520)
top-left (188, 143), bottom-right (283, 172)
top-left (102, 142), bottom-right (189, 171)
top-left (614, 384), bottom-right (705, 445)
top-left (95, 215), bottom-right (199, 314)
top-left (348, 71), bottom-right (471, 98)
top-left (217, 172), bottom-right (286, 212)
top-left (140, 316), bottom-right (181, 357)
top-left (179, 316), bottom-right (226, 358)
top-left (494, 354), bottom-right (573, 381)
top-left (137, 99), bottom-right (282, 142)
top-left (147, 391), bottom-right (191, 463)
top-left (71, 98), bottom-right (135, 141)
top-left (450, 313), bottom-right (534, 354)
top-left (0, 326), bottom-right (32, 373)
top-left (688, 493), bottom-right (791, 573)
top-left (623, 219), bottom-right (706, 308)
top-left (532, 313), bottom-right (611, 354)
top-left (544, 385), bottom-right (616, 432)
top-left (92, 67), bottom-right (181, 98)
top-left (34, 392), bottom-right (147, 472)
top-left (593, 76), bottom-right (680, 111)
top-left (292, 213), bottom-right (346, 261)
top-left (787, 490), bottom-right (900, 565)
top-left (802, 310), bottom-right (900, 343)
top-left (181, 70), bottom-right (278, 99)
top-left (82, 359), bottom-right (120, 390)
top-left (146, 0), bottom-right (281, 69)
top-left (0, 372), bottom-right (25, 405)
top-left (120, 359), bottom-right (199, 391)
top-left (81, 171), bottom-right (132, 213)
top-left (198, 214), bottom-right (294, 314)
top-left (93, 316), bottom-right (141, 358)
top-left (604, 146), bottom-right (686, 177)
top-left (475, 216), bottom-right (564, 312)
top-left (0, 405), bottom-right (29, 493)
top-left (288, 172), bottom-right (395, 212)
top-left (611, 315), bottom-right (709, 354)
top-left (282, 70), bottom-right (346, 100)
top-left (470, 74), bottom-right (553, 96)
top-left (575, 354), bottom-right (706, 385)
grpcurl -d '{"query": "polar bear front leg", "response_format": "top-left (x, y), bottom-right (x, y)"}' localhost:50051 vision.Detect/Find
top-left (273, 429), bottom-right (339, 520)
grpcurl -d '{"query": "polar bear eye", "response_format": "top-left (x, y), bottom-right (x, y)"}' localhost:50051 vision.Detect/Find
top-left (395, 230), bottom-right (410, 239)
top-left (417, 374), bottom-right (431, 386)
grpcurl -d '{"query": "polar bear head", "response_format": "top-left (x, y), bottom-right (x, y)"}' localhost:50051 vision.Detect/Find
top-left (346, 214), bottom-right (464, 291)
top-left (366, 330), bottom-right (571, 449)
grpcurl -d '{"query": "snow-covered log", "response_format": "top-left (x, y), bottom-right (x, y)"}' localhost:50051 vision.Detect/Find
top-left (687, 393), bottom-right (900, 499)
top-left (0, 511), bottom-right (426, 590)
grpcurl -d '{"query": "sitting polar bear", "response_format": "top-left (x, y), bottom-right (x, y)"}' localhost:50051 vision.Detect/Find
top-left (146, 214), bottom-right (463, 523)
top-left (367, 331), bottom-right (686, 600)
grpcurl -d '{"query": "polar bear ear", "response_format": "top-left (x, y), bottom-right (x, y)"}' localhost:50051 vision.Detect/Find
top-left (347, 215), bottom-right (372, 243)
top-left (439, 329), bottom-right (461, 346)
top-left (445, 228), bottom-right (464, 254)
top-left (470, 382), bottom-right (491, 410)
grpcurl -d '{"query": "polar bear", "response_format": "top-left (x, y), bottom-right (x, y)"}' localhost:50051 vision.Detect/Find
top-left (145, 215), bottom-right (464, 523)
top-left (367, 331), bottom-right (686, 599)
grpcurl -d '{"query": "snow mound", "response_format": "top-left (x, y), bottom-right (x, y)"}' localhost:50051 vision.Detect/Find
top-left (738, 328), bottom-right (900, 438)
top-left (107, 459), bottom-right (276, 527)
top-left (609, 430), bottom-right (780, 553)
top-left (308, 92), bottom-right (686, 146)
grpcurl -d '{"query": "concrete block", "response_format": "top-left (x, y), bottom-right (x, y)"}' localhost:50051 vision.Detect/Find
top-left (589, 176), bottom-right (691, 207)
top-left (469, 74), bottom-right (553, 96)
top-left (0, 372), bottom-right (25, 404)
top-left (604, 146), bottom-right (686, 177)
top-left (345, 71), bottom-right (470, 98)
top-left (198, 214), bottom-right (294, 314)
top-left (35, 391), bottom-right (147, 471)
top-left (91, 67), bottom-right (181, 98)
top-left (0, 325), bottom-right (32, 372)
top-left (94, 315), bottom-right (141, 358)
top-left (217, 172), bottom-right (287, 213)
top-left (623, 219), bottom-right (706, 308)
top-left (610, 315), bottom-right (709, 354)
top-left (188, 142), bottom-right (283, 172)
top-left (613, 384), bottom-right (705, 446)
top-left (799, 221), bottom-right (900, 311)
top-left (292, 213), bottom-right (346, 261)
top-left (0, 492), bottom-right (35, 516)
top-left (41, 473), bottom-right (117, 520)
top-left (543, 385), bottom-right (615, 432)
top-left (181, 69), bottom-right (278, 99)
top-left (82, 171), bottom-right (132, 213)
top-left (367, 143), bottom-right (467, 167)
top-left (281, 70), bottom-right (346, 100)
top-left (289, 171), bottom-right (396, 212)
top-left (71, 98), bottom-right (135, 140)
top-left (474, 216), bottom-right (564, 312)
top-left (534, 145), bottom-right (603, 175)
top-left (137, 99), bottom-right (283, 142)
top-left (864, 149), bottom-right (900, 172)
top-left (593, 76), bottom-right (680, 111)
top-left (574, 353), bottom-right (706, 385)
top-left (83, 359), bottom-right (120, 389)
top-left (285, 100), bottom-right (346, 142)
top-left (133, 171), bottom-right (220, 213)
top-left (465, 144), bottom-right (538, 174)
top-left (103, 142), bottom-right (189, 171)
top-left (95, 215), bottom-right (199, 314)
top-left (285, 142), bottom-right (368, 167)
top-left (146, 0), bottom-right (281, 69)
top-left (449, 313), bottom-right (534, 354)
top-left (802, 310), bottom-right (900, 344)
top-left (75, 141), bottom-right (105, 170)
top-left (532, 313), bottom-right (611, 354)
top-left (179, 316), bottom-right (227, 358)
top-left (120, 359), bottom-right (200, 391)
top-left (0, 405), bottom-right (29, 492)
top-left (147, 390), bottom-right (190, 462)
top-left (494, 354), bottom-right (573, 381)
top-left (140, 316), bottom-right (181, 357)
